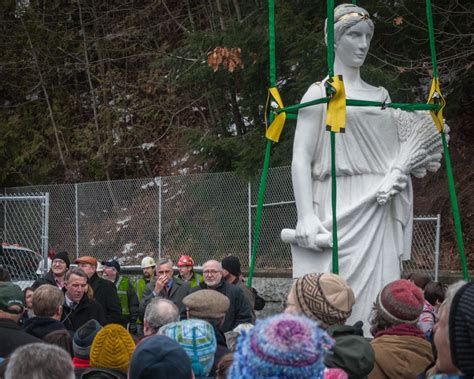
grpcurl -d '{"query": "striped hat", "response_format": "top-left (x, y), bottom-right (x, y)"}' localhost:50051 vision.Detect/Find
top-left (450, 281), bottom-right (474, 376)
top-left (377, 279), bottom-right (424, 324)
top-left (294, 273), bottom-right (355, 327)
top-left (159, 319), bottom-right (217, 377)
top-left (229, 313), bottom-right (335, 378)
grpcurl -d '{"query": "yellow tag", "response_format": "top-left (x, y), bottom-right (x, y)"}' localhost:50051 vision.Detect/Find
top-left (326, 75), bottom-right (346, 133)
top-left (427, 77), bottom-right (446, 133)
top-left (265, 87), bottom-right (286, 143)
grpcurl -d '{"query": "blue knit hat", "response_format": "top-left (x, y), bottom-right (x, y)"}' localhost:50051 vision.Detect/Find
top-left (229, 313), bottom-right (335, 379)
top-left (159, 319), bottom-right (216, 377)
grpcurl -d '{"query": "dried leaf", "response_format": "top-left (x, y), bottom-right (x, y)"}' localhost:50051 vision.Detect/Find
top-left (393, 16), bottom-right (403, 26)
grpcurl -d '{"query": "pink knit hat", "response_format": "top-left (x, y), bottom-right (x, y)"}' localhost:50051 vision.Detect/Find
top-left (377, 279), bottom-right (424, 324)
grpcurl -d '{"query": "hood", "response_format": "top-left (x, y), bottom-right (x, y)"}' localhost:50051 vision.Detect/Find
top-left (325, 325), bottom-right (375, 379)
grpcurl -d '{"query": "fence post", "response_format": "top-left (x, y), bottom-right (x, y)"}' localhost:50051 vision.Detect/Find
top-left (75, 183), bottom-right (79, 259)
top-left (157, 177), bottom-right (162, 260)
top-left (248, 181), bottom-right (252, 268)
top-left (41, 192), bottom-right (50, 275)
top-left (435, 213), bottom-right (441, 281)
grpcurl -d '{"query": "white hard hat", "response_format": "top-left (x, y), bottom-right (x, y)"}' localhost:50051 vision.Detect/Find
top-left (141, 256), bottom-right (156, 269)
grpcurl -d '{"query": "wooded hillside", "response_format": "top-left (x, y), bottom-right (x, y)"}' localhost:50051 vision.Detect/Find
top-left (1, 0), bottom-right (472, 269)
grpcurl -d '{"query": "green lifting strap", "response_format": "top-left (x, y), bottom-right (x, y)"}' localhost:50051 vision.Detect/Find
top-left (326, 0), bottom-right (339, 274)
top-left (277, 98), bottom-right (440, 115)
top-left (426, 0), bottom-right (468, 279)
top-left (247, 0), bottom-right (276, 287)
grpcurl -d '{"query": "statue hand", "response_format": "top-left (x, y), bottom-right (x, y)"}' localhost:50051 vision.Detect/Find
top-left (376, 168), bottom-right (408, 205)
top-left (295, 214), bottom-right (331, 250)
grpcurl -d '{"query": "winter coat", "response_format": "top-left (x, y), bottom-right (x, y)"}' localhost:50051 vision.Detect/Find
top-left (190, 280), bottom-right (253, 333)
top-left (61, 295), bottom-right (107, 332)
top-left (0, 318), bottom-right (42, 358)
top-left (140, 277), bottom-right (191, 316)
top-left (369, 334), bottom-right (433, 379)
top-left (88, 273), bottom-right (122, 325)
top-left (325, 324), bottom-right (375, 379)
top-left (80, 368), bottom-right (127, 379)
top-left (32, 271), bottom-right (59, 289)
top-left (22, 316), bottom-right (66, 339)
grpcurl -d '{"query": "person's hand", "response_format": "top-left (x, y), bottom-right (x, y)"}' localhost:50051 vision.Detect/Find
top-left (376, 168), bottom-right (408, 205)
top-left (295, 214), bottom-right (330, 250)
top-left (154, 274), bottom-right (168, 293)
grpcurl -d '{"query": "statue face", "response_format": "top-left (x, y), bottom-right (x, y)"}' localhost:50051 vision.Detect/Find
top-left (335, 21), bottom-right (373, 68)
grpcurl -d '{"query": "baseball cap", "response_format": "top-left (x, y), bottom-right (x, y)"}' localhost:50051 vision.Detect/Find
top-left (102, 260), bottom-right (121, 273)
top-left (0, 282), bottom-right (24, 314)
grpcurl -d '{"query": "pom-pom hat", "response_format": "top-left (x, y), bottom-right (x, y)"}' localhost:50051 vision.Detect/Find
top-left (229, 313), bottom-right (334, 378)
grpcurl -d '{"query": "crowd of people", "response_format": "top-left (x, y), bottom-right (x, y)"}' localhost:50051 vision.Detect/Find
top-left (0, 252), bottom-right (473, 379)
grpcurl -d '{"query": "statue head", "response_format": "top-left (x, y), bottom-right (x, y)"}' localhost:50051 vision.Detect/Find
top-left (325, 4), bottom-right (375, 68)
top-left (325, 4), bottom-right (374, 45)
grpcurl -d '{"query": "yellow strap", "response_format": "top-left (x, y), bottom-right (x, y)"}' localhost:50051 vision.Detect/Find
top-left (427, 77), bottom-right (446, 133)
top-left (265, 87), bottom-right (287, 143)
top-left (326, 75), bottom-right (346, 133)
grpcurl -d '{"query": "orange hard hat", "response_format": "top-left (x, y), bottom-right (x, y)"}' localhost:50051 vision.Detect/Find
top-left (177, 255), bottom-right (194, 267)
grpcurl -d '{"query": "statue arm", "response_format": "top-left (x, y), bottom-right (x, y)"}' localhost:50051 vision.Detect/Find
top-left (292, 83), bottom-right (331, 249)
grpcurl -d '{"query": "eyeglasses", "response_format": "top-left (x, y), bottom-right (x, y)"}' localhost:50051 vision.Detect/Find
top-left (157, 270), bottom-right (172, 275)
top-left (203, 269), bottom-right (221, 275)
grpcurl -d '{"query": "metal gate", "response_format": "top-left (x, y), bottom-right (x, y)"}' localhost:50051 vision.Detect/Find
top-left (0, 194), bottom-right (49, 284)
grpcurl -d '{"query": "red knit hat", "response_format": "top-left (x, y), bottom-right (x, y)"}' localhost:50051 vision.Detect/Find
top-left (377, 279), bottom-right (424, 324)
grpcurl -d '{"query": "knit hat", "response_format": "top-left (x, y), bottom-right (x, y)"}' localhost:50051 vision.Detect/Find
top-left (293, 273), bottom-right (355, 327)
top-left (54, 251), bottom-right (70, 268)
top-left (102, 260), bottom-right (121, 274)
top-left (75, 256), bottom-right (98, 267)
top-left (377, 279), bottom-right (424, 324)
top-left (449, 281), bottom-right (474, 376)
top-left (0, 282), bottom-right (24, 313)
top-left (221, 256), bottom-right (241, 277)
top-left (229, 313), bottom-right (335, 378)
top-left (129, 335), bottom-right (193, 379)
top-left (73, 319), bottom-right (103, 360)
top-left (182, 289), bottom-right (230, 319)
top-left (90, 324), bottom-right (135, 373)
top-left (159, 319), bottom-right (217, 377)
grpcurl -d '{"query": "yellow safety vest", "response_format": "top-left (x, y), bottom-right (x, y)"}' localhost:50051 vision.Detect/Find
top-left (116, 276), bottom-right (129, 316)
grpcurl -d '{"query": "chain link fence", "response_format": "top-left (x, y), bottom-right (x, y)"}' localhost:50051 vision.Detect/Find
top-left (0, 194), bottom-right (49, 284)
top-left (5, 167), bottom-right (440, 278)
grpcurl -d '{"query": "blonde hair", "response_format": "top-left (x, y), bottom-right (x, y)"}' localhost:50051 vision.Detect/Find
top-left (32, 285), bottom-right (64, 317)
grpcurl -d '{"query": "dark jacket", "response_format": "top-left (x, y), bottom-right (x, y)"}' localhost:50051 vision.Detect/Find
top-left (140, 277), bottom-right (190, 317)
top-left (0, 318), bottom-right (42, 358)
top-left (190, 280), bottom-right (253, 333)
top-left (32, 271), bottom-right (58, 289)
top-left (88, 273), bottom-right (122, 324)
top-left (80, 368), bottom-right (127, 379)
top-left (22, 316), bottom-right (66, 339)
top-left (325, 324), bottom-right (375, 379)
top-left (61, 295), bottom-right (107, 332)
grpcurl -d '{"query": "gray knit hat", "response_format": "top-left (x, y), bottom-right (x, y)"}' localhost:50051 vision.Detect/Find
top-left (73, 319), bottom-right (102, 360)
top-left (449, 281), bottom-right (474, 377)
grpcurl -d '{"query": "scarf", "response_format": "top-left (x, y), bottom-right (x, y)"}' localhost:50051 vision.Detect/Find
top-left (374, 323), bottom-right (425, 339)
top-left (73, 357), bottom-right (90, 368)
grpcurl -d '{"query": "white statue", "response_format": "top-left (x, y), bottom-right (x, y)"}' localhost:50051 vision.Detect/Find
top-left (281, 3), bottom-right (445, 336)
